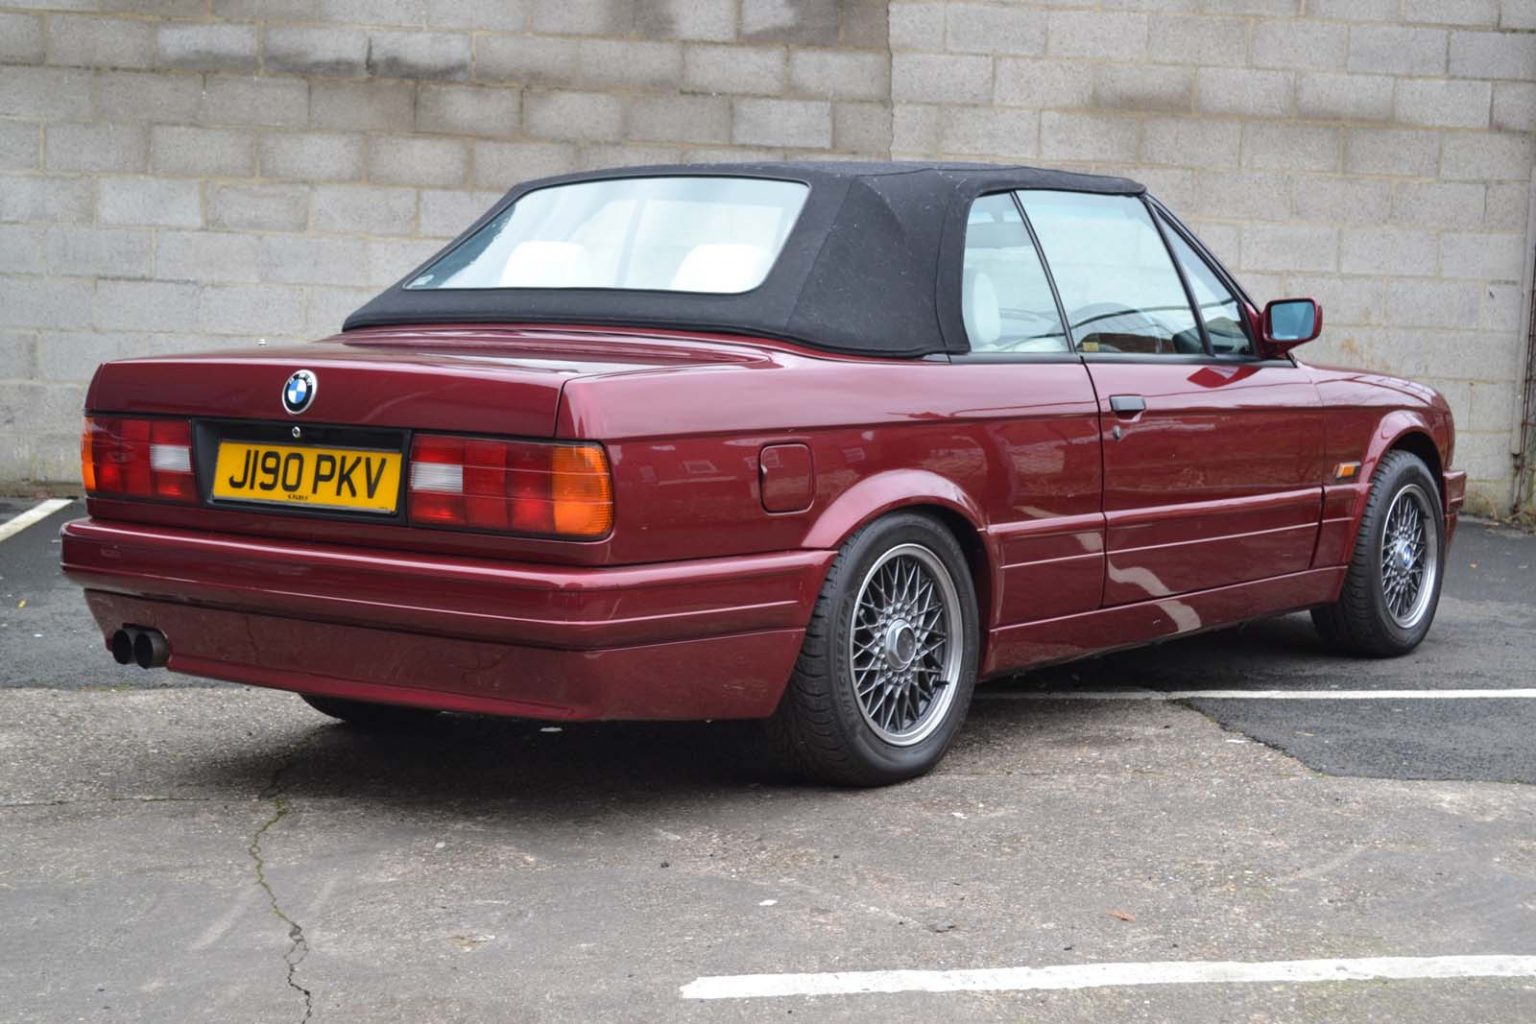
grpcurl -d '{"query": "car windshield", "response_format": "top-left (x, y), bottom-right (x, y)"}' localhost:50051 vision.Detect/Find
top-left (405, 176), bottom-right (809, 294)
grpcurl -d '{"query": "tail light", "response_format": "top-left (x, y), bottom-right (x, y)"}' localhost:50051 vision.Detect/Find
top-left (81, 417), bottom-right (197, 502)
top-left (408, 435), bottom-right (613, 539)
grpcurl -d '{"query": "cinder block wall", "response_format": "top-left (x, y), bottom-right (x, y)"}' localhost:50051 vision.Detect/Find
top-left (1, 0), bottom-right (1532, 515)
top-left (0, 0), bottom-right (892, 485)
top-left (890, 1), bottom-right (1536, 515)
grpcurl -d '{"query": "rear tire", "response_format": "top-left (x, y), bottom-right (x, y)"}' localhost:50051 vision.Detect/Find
top-left (1312, 449), bottom-right (1444, 657)
top-left (299, 694), bottom-right (441, 730)
top-left (762, 512), bottom-right (980, 787)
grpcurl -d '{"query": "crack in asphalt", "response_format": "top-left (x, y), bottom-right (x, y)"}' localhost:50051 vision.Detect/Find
top-left (0, 796), bottom-right (219, 808)
top-left (249, 741), bottom-right (315, 1024)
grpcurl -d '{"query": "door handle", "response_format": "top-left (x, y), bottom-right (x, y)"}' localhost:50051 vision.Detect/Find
top-left (1109, 394), bottom-right (1147, 416)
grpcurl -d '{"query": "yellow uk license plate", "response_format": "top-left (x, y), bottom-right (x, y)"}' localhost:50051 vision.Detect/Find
top-left (212, 441), bottom-right (403, 513)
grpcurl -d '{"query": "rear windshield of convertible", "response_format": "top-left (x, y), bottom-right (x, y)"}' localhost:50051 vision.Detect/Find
top-left (405, 176), bottom-right (810, 295)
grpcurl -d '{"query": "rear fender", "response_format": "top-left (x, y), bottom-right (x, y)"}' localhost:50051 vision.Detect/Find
top-left (799, 470), bottom-right (997, 634)
top-left (800, 469), bottom-right (989, 552)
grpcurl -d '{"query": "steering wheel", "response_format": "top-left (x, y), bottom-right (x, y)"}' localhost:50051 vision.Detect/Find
top-left (1070, 304), bottom-right (1167, 353)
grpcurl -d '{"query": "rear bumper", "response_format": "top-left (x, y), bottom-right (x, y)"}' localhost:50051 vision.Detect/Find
top-left (62, 518), bottom-right (833, 720)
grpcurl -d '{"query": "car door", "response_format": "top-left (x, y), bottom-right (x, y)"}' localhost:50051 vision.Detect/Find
top-left (1016, 190), bottom-right (1325, 606)
top-left (953, 192), bottom-right (1106, 629)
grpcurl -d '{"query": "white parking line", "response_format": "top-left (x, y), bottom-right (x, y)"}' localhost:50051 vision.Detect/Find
top-left (978, 688), bottom-right (1536, 701)
top-left (0, 498), bottom-right (72, 543)
top-left (681, 954), bottom-right (1536, 1000)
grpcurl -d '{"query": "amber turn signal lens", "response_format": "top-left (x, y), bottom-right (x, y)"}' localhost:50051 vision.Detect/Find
top-left (551, 444), bottom-right (614, 538)
top-left (80, 420), bottom-right (96, 493)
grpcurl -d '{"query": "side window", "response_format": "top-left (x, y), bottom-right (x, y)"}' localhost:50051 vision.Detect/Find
top-left (961, 193), bottom-right (1069, 353)
top-left (1159, 216), bottom-right (1254, 356)
top-left (1016, 191), bottom-right (1202, 356)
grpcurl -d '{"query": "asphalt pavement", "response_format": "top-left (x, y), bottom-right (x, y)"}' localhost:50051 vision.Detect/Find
top-left (2, 498), bottom-right (1534, 1022)
top-left (989, 518), bottom-right (1536, 784)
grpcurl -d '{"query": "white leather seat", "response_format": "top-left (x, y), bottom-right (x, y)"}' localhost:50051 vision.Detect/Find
top-left (499, 241), bottom-right (597, 288)
top-left (962, 268), bottom-right (1001, 349)
top-left (669, 243), bottom-right (772, 293)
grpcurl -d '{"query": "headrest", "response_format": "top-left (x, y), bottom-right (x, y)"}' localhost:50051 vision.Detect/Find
top-left (669, 243), bottom-right (771, 293)
top-left (499, 241), bottom-right (596, 288)
top-left (962, 268), bottom-right (1001, 348)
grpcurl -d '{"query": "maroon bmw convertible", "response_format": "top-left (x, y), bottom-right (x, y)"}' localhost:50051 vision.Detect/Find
top-left (63, 162), bottom-right (1465, 785)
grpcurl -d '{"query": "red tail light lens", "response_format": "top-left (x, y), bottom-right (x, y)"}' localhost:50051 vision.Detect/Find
top-left (408, 435), bottom-right (613, 539)
top-left (82, 417), bottom-right (197, 503)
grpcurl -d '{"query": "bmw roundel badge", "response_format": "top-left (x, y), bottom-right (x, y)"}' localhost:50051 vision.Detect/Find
top-left (282, 369), bottom-right (317, 415)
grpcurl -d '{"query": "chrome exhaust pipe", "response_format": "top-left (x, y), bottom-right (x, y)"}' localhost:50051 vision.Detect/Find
top-left (132, 629), bottom-right (170, 669)
top-left (111, 628), bottom-right (140, 665)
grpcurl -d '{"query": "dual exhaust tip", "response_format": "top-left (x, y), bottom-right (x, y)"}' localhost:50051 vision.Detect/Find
top-left (111, 627), bottom-right (169, 670)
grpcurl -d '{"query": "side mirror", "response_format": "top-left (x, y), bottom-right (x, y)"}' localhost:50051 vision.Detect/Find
top-left (1260, 298), bottom-right (1322, 353)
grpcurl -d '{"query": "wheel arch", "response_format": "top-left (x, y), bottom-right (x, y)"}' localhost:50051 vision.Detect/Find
top-left (1333, 415), bottom-right (1449, 572)
top-left (800, 470), bottom-right (997, 656)
top-left (1313, 420), bottom-right (1449, 657)
top-left (1385, 429), bottom-right (1444, 500)
top-left (1360, 412), bottom-right (1448, 506)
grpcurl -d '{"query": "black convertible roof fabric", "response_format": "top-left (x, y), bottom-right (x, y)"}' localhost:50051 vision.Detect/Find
top-left (343, 161), bottom-right (1145, 357)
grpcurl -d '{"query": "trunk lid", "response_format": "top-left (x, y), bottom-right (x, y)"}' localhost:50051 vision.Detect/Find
top-left (86, 325), bottom-right (759, 437)
top-left (80, 325), bottom-right (776, 564)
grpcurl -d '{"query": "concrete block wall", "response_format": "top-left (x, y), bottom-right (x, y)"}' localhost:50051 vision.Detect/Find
top-left (891, 0), bottom-right (1536, 515)
top-left (1, 0), bottom-right (1533, 515)
top-left (0, 0), bottom-right (892, 483)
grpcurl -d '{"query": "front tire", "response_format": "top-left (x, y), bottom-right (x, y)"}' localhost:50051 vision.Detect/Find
top-left (300, 694), bottom-right (441, 730)
top-left (1312, 449), bottom-right (1445, 656)
top-left (764, 512), bottom-right (981, 786)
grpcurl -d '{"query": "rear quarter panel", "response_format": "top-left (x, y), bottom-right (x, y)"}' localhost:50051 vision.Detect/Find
top-left (558, 351), bottom-right (1106, 629)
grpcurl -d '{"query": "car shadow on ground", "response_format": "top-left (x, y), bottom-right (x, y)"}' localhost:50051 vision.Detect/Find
top-left (176, 710), bottom-right (796, 809)
top-left (158, 617), bottom-right (1331, 814)
top-left (1016, 612), bottom-right (1333, 692)
top-left (165, 705), bottom-right (1132, 820)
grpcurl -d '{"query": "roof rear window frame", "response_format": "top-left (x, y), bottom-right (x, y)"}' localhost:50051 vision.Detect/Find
top-left (402, 174), bottom-right (812, 298)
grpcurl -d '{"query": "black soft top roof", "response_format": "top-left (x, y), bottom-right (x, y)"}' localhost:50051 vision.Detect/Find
top-left (343, 161), bottom-right (1146, 357)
